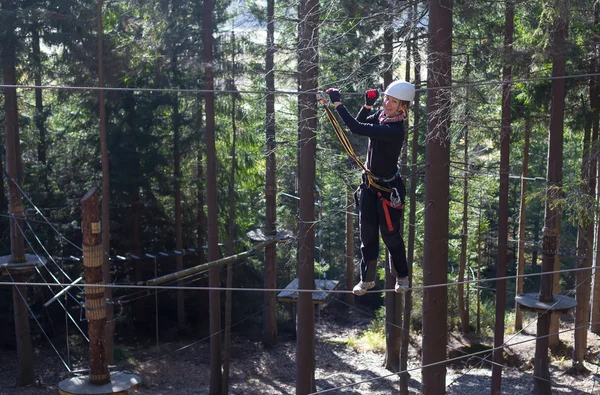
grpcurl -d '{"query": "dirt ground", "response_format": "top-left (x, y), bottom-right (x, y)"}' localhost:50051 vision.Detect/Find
top-left (2, 303), bottom-right (600, 395)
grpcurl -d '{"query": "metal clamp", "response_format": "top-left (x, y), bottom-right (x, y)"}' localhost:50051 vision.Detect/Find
top-left (316, 90), bottom-right (328, 105)
top-left (390, 188), bottom-right (403, 208)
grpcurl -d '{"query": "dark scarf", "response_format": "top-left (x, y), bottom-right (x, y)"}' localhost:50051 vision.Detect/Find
top-left (378, 110), bottom-right (406, 124)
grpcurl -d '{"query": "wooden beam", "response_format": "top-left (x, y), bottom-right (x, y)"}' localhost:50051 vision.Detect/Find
top-left (145, 237), bottom-right (280, 286)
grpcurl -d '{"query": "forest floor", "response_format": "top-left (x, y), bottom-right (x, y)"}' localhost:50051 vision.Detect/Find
top-left (2, 299), bottom-right (600, 394)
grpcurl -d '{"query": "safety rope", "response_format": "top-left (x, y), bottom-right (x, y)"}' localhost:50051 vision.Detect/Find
top-left (317, 92), bottom-right (394, 194)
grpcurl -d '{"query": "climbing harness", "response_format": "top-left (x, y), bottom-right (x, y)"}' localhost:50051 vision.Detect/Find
top-left (316, 91), bottom-right (403, 205)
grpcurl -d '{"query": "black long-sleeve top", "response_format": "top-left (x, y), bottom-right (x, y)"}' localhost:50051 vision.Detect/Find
top-left (334, 104), bottom-right (404, 179)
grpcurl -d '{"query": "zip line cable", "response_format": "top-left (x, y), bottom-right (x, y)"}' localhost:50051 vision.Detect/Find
top-left (2, 71), bottom-right (600, 95)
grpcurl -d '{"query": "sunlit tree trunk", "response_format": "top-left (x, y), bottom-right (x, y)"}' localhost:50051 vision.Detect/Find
top-left (422, 0), bottom-right (452, 392)
top-left (492, 2), bottom-right (513, 392)
top-left (383, 20), bottom-right (402, 373)
top-left (223, 36), bottom-right (238, 393)
top-left (515, 108), bottom-right (531, 331)
top-left (589, 2), bottom-right (600, 334)
top-left (296, 0), bottom-right (319, 391)
top-left (458, 129), bottom-right (469, 333)
top-left (203, 0), bottom-right (222, 390)
top-left (263, 0), bottom-right (278, 346)
top-left (572, 84), bottom-right (594, 373)
top-left (534, 2), bottom-right (568, 392)
top-left (400, 6), bottom-right (421, 390)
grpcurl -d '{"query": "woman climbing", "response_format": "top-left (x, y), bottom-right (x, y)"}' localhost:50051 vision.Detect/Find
top-left (326, 81), bottom-right (415, 295)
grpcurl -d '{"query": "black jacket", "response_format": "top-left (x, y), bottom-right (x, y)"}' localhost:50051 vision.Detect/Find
top-left (335, 104), bottom-right (404, 179)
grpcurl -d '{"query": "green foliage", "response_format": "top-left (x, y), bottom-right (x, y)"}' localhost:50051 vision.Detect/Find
top-left (347, 306), bottom-right (386, 352)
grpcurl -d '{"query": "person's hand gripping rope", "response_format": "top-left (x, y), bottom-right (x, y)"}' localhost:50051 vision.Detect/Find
top-left (364, 89), bottom-right (378, 107)
top-left (326, 88), bottom-right (341, 104)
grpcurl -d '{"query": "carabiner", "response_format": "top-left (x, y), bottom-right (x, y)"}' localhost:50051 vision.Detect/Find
top-left (390, 187), bottom-right (403, 208)
top-left (316, 90), bottom-right (328, 105)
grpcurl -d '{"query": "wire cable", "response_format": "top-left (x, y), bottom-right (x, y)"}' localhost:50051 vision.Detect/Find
top-left (5, 269), bottom-right (73, 372)
top-left (309, 321), bottom-right (599, 394)
top-left (0, 263), bottom-right (596, 293)
top-left (2, 71), bottom-right (600, 95)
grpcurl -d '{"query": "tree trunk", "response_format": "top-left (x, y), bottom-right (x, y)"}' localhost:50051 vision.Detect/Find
top-left (203, 0), bottom-right (222, 391)
top-left (549, 220), bottom-right (561, 349)
top-left (458, 129), bottom-right (469, 334)
top-left (589, 1), bottom-right (600, 334)
top-left (535, 2), bottom-right (568, 392)
top-left (223, 37), bottom-right (238, 393)
top-left (477, 196), bottom-right (482, 334)
top-left (492, 2), bottom-right (513, 392)
top-left (515, 108), bottom-right (531, 331)
top-left (383, 19), bottom-right (402, 373)
top-left (296, 0), bottom-right (319, 391)
top-left (0, 140), bottom-right (5, 230)
top-left (196, 98), bottom-right (207, 298)
top-left (124, 92), bottom-right (145, 328)
top-left (172, 54), bottom-right (185, 334)
top-left (31, 26), bottom-right (47, 167)
top-left (400, 12), bottom-right (421, 390)
top-left (3, 1), bottom-right (35, 381)
top-left (422, 0), bottom-right (452, 392)
top-left (572, 93), bottom-right (594, 373)
top-left (345, 189), bottom-right (354, 305)
top-left (385, 252), bottom-right (402, 372)
top-left (97, 0), bottom-right (114, 364)
top-left (81, 189), bottom-right (110, 384)
top-left (263, 0), bottom-right (278, 346)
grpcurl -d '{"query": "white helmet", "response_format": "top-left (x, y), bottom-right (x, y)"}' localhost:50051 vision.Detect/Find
top-left (384, 81), bottom-right (415, 102)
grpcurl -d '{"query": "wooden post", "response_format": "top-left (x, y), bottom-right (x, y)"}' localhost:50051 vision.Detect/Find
top-left (81, 188), bottom-right (110, 385)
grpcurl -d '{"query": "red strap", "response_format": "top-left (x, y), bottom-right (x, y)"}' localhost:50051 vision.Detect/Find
top-left (378, 193), bottom-right (394, 232)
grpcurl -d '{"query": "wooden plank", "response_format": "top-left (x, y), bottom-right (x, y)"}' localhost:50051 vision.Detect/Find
top-left (277, 278), bottom-right (339, 304)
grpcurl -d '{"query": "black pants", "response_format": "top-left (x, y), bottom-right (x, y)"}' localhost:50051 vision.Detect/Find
top-left (356, 180), bottom-right (408, 282)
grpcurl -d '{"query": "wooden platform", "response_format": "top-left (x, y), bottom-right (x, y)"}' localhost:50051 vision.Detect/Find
top-left (58, 371), bottom-right (142, 395)
top-left (246, 228), bottom-right (293, 242)
top-left (515, 293), bottom-right (577, 314)
top-left (0, 254), bottom-right (46, 275)
top-left (277, 278), bottom-right (339, 304)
